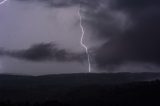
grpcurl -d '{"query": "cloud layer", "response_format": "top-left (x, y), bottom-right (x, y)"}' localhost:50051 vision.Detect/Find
top-left (9, 0), bottom-right (160, 71)
top-left (0, 42), bottom-right (85, 62)
top-left (94, 0), bottom-right (160, 70)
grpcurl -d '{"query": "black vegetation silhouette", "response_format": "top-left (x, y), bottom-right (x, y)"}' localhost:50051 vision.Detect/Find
top-left (0, 73), bottom-right (160, 106)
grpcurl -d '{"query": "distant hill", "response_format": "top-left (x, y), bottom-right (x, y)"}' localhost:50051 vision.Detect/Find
top-left (1, 72), bottom-right (160, 86)
top-left (0, 72), bottom-right (160, 106)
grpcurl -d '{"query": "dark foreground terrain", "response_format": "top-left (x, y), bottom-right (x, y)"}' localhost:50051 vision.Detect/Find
top-left (0, 72), bottom-right (160, 106)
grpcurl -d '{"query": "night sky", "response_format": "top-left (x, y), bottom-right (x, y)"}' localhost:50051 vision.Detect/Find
top-left (0, 0), bottom-right (160, 75)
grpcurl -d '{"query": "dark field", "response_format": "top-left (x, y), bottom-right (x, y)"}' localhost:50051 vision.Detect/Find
top-left (0, 72), bottom-right (160, 106)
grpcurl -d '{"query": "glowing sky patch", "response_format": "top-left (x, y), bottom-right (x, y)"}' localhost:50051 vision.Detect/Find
top-left (0, 0), bottom-right (8, 5)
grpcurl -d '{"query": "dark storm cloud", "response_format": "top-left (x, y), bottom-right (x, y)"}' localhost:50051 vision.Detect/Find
top-left (14, 0), bottom-right (160, 70)
top-left (0, 43), bottom-right (85, 62)
top-left (15, 0), bottom-right (101, 8)
top-left (94, 0), bottom-right (160, 69)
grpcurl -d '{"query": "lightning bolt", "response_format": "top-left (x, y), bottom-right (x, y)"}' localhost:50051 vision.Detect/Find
top-left (0, 0), bottom-right (8, 5)
top-left (78, 5), bottom-right (91, 72)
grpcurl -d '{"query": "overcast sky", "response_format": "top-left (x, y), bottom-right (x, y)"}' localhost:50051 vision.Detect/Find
top-left (0, 0), bottom-right (160, 75)
top-left (0, 0), bottom-right (90, 75)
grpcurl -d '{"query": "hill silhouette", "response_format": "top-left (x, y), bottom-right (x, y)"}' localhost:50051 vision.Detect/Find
top-left (0, 72), bottom-right (160, 106)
